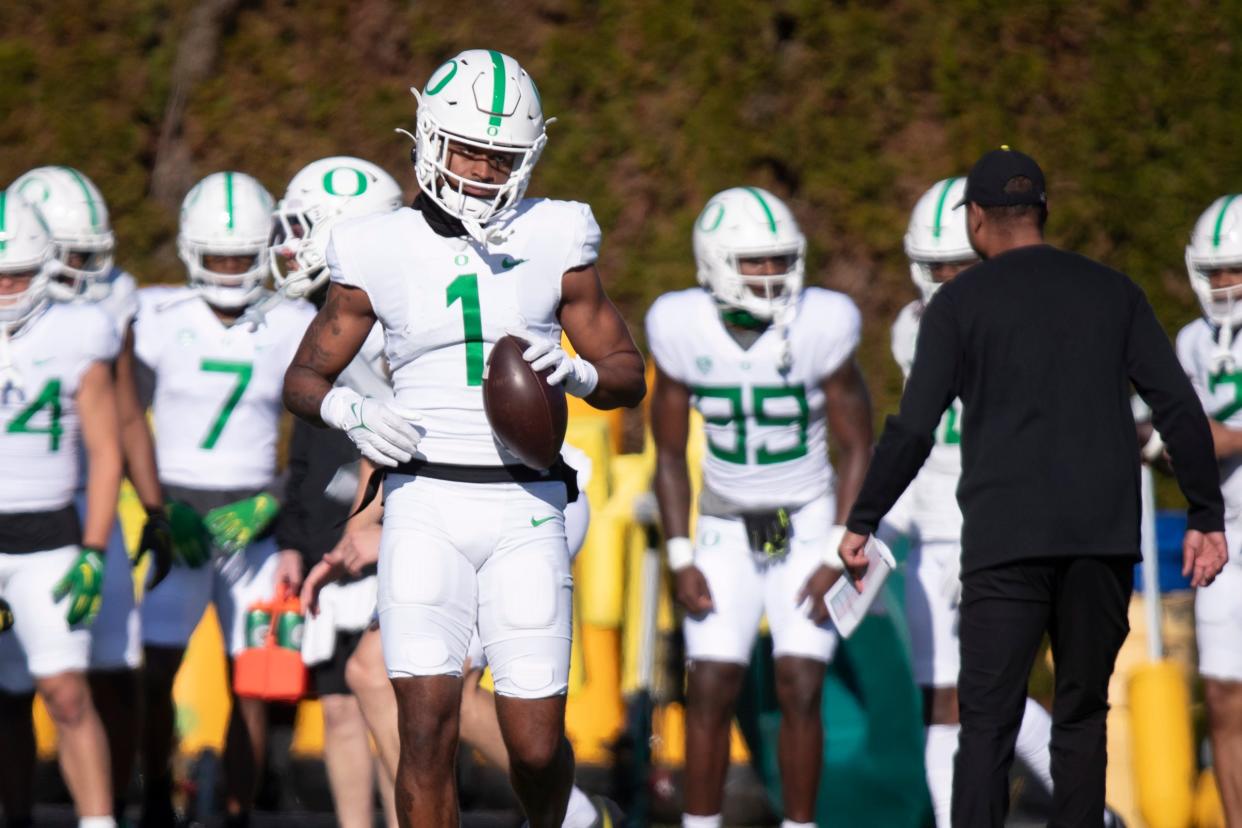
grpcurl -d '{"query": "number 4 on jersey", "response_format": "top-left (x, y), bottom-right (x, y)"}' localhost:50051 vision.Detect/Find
top-left (5, 379), bottom-right (64, 451)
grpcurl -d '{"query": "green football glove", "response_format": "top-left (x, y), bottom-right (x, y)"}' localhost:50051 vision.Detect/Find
top-left (167, 500), bottom-right (210, 568)
top-left (52, 547), bottom-right (105, 626)
top-left (204, 493), bottom-right (280, 555)
top-left (0, 597), bottom-right (12, 634)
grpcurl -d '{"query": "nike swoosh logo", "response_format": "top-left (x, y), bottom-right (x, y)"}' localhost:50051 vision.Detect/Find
top-left (530, 516), bottom-right (556, 527)
top-left (32, 357), bottom-right (53, 366)
top-left (500, 257), bottom-right (527, 270)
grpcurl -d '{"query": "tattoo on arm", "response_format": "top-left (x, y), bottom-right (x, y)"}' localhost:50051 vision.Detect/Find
top-left (283, 284), bottom-right (375, 423)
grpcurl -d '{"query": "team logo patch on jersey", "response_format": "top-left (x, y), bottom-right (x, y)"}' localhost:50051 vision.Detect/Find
top-left (177, 328), bottom-right (197, 345)
top-left (696, 356), bottom-right (713, 374)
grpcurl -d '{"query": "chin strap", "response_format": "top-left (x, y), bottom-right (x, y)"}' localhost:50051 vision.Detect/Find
top-left (461, 214), bottom-right (514, 248)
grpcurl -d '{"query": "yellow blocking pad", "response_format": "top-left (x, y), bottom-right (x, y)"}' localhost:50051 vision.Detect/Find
top-left (1104, 593), bottom-right (1199, 827)
top-left (1194, 768), bottom-right (1225, 828)
top-left (1129, 660), bottom-right (1195, 828)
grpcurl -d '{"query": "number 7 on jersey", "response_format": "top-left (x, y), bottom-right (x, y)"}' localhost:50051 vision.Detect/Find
top-left (199, 359), bottom-right (253, 449)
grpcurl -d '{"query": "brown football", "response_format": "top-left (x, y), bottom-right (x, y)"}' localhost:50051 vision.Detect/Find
top-left (482, 335), bottom-right (568, 470)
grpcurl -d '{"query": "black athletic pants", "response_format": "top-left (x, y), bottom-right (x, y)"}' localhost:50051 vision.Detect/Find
top-left (952, 556), bottom-right (1134, 828)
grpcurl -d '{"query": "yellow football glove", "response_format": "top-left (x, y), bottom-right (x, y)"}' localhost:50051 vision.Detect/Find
top-left (204, 493), bottom-right (280, 555)
top-left (51, 547), bottom-right (105, 626)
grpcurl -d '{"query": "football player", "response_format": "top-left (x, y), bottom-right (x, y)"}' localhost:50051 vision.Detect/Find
top-left (269, 155), bottom-right (404, 828)
top-left (0, 191), bottom-right (123, 828)
top-left (282, 50), bottom-right (646, 828)
top-left (1180, 194), bottom-right (1242, 825)
top-left (646, 186), bottom-right (873, 828)
top-left (10, 164), bottom-right (172, 823)
top-left (302, 446), bottom-right (622, 828)
top-left (134, 171), bottom-right (314, 827)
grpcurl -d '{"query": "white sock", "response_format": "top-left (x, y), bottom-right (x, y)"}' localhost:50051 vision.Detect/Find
top-left (562, 785), bottom-right (597, 828)
top-left (1015, 696), bottom-right (1054, 792)
top-left (682, 815), bottom-right (723, 828)
top-left (925, 723), bottom-right (959, 828)
top-left (781, 821), bottom-right (817, 828)
top-left (79, 818), bottom-right (117, 828)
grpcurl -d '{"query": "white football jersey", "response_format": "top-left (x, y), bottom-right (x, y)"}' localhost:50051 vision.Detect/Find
top-left (0, 303), bottom-right (118, 511)
top-left (1177, 318), bottom-right (1242, 521)
top-left (97, 268), bottom-right (139, 337)
top-left (646, 287), bottom-right (859, 509)
top-left (327, 198), bottom-right (600, 465)
top-left (133, 286), bottom-right (314, 490)
top-left (892, 300), bottom-right (963, 541)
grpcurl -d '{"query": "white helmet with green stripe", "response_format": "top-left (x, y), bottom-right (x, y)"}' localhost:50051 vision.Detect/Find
top-left (178, 171), bottom-right (274, 310)
top-left (1187, 194), bottom-right (1242, 329)
top-left (692, 186), bottom-right (805, 321)
top-left (10, 166), bottom-right (115, 303)
top-left (270, 156), bottom-right (403, 299)
top-left (0, 190), bottom-right (56, 328)
top-left (410, 49), bottom-right (547, 239)
top-left (904, 177), bottom-right (973, 303)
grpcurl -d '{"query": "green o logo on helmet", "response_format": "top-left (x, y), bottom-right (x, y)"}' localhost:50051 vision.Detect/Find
top-left (17, 177), bottom-right (50, 203)
top-left (425, 60), bottom-right (458, 96)
top-left (322, 167), bottom-right (369, 197)
top-left (698, 203), bottom-right (725, 232)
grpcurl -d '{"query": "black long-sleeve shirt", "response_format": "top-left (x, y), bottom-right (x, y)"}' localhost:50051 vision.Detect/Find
top-left (277, 418), bottom-right (367, 573)
top-left (848, 244), bottom-right (1223, 573)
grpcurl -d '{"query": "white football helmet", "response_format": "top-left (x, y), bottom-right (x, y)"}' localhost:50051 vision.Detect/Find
top-left (692, 186), bottom-right (805, 321)
top-left (11, 166), bottom-right (115, 303)
top-left (1187, 194), bottom-right (1242, 329)
top-left (0, 190), bottom-right (56, 329)
top-left (409, 49), bottom-right (547, 239)
top-left (270, 157), bottom-right (403, 299)
top-left (904, 176), bottom-right (975, 302)
top-left (178, 171), bottom-right (273, 310)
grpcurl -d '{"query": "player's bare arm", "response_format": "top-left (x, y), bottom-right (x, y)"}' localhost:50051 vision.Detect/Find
top-left (114, 324), bottom-right (163, 510)
top-left (283, 282), bottom-right (376, 424)
top-left (650, 363), bottom-right (714, 613)
top-left (559, 263), bottom-right (646, 410)
top-left (797, 357), bottom-right (874, 620)
top-left (823, 356), bottom-right (874, 523)
top-left (77, 360), bottom-right (123, 550)
top-left (1207, 419), bottom-right (1242, 458)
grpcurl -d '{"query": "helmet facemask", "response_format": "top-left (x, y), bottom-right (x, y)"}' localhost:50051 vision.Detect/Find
top-left (413, 110), bottom-right (545, 230)
top-left (702, 242), bottom-right (805, 323)
top-left (48, 237), bottom-right (116, 303)
top-left (0, 265), bottom-right (54, 330)
top-left (268, 204), bottom-right (327, 300)
top-left (180, 240), bottom-right (268, 311)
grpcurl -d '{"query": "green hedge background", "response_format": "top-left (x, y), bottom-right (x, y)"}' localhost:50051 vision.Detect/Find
top-left (3, 0), bottom-right (1239, 500)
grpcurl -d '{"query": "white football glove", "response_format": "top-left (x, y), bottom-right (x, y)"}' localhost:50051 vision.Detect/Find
top-left (511, 330), bottom-right (599, 398)
top-left (320, 386), bottom-right (422, 468)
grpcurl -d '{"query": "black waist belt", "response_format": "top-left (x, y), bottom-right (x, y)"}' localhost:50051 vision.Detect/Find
top-left (0, 504), bottom-right (81, 554)
top-left (349, 457), bottom-right (579, 523)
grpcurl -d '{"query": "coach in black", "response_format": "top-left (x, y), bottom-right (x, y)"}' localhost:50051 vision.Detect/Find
top-left (838, 148), bottom-right (1229, 827)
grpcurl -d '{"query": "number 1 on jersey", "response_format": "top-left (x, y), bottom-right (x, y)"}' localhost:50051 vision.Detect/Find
top-left (200, 360), bottom-right (253, 449)
top-left (447, 273), bottom-right (484, 386)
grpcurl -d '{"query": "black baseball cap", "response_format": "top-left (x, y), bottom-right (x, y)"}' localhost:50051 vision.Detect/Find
top-left (955, 146), bottom-right (1047, 208)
